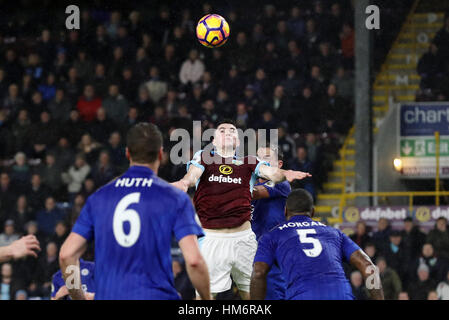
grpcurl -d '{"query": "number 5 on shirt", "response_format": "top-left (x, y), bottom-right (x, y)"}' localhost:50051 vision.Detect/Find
top-left (297, 229), bottom-right (323, 258)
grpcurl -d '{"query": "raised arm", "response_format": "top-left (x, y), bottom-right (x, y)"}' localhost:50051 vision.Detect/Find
top-left (59, 232), bottom-right (89, 300)
top-left (258, 164), bottom-right (311, 184)
top-left (0, 235), bottom-right (41, 263)
top-left (349, 250), bottom-right (384, 300)
top-left (171, 165), bottom-right (204, 192)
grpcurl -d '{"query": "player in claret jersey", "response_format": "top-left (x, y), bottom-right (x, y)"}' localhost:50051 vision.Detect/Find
top-left (172, 119), bottom-right (311, 300)
top-left (59, 123), bottom-right (210, 300)
top-left (251, 189), bottom-right (385, 300)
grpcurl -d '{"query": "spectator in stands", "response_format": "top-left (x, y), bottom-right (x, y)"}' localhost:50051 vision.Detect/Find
top-left (27, 173), bottom-right (50, 213)
top-left (102, 83), bottom-right (129, 124)
top-left (408, 264), bottom-right (437, 300)
top-left (0, 220), bottom-right (20, 247)
top-left (48, 221), bottom-right (69, 249)
top-left (10, 152), bottom-right (31, 193)
top-left (436, 269), bottom-right (449, 300)
top-left (8, 195), bottom-right (33, 234)
top-left (372, 218), bottom-right (392, 254)
top-left (179, 49), bottom-right (205, 86)
top-left (88, 63), bottom-right (109, 98)
top-left (47, 88), bottom-right (72, 123)
top-left (36, 196), bottom-right (66, 237)
top-left (289, 146), bottom-right (316, 199)
top-left (38, 73), bottom-right (57, 102)
top-left (77, 133), bottom-right (102, 165)
top-left (15, 290), bottom-right (28, 300)
top-left (350, 221), bottom-right (372, 249)
top-left (331, 66), bottom-right (354, 102)
top-left (145, 66), bottom-right (168, 104)
top-left (37, 153), bottom-right (63, 195)
top-left (0, 263), bottom-right (25, 300)
top-left (33, 241), bottom-right (59, 296)
top-left (401, 217), bottom-right (426, 263)
top-left (62, 110), bottom-right (86, 148)
top-left (427, 217), bottom-right (449, 260)
top-left (427, 290), bottom-right (438, 300)
top-left (409, 243), bottom-right (448, 285)
top-left (62, 153), bottom-right (91, 202)
top-left (3, 84), bottom-right (24, 120)
top-left (417, 43), bottom-right (444, 90)
top-left (91, 150), bottom-right (117, 188)
top-left (339, 22), bottom-right (355, 69)
top-left (364, 242), bottom-right (378, 263)
top-left (350, 270), bottom-right (369, 300)
top-left (376, 256), bottom-right (402, 300)
top-left (77, 84), bottom-right (103, 122)
top-left (29, 111), bottom-right (59, 160)
top-left (106, 131), bottom-right (127, 170)
top-left (11, 109), bottom-right (32, 154)
top-left (90, 107), bottom-right (116, 144)
top-left (384, 230), bottom-right (407, 281)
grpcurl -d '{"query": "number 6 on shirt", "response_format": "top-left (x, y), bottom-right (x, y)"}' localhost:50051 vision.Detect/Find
top-left (297, 229), bottom-right (323, 257)
top-left (113, 192), bottom-right (141, 247)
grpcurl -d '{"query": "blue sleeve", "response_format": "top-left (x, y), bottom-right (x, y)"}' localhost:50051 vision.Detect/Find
top-left (265, 181), bottom-right (291, 198)
top-left (186, 150), bottom-right (205, 172)
top-left (72, 197), bottom-right (94, 241)
top-left (173, 193), bottom-right (204, 242)
top-left (340, 230), bottom-right (361, 262)
top-left (51, 272), bottom-right (65, 298)
top-left (253, 233), bottom-right (275, 267)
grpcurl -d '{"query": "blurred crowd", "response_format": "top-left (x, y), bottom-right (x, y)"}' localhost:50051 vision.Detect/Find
top-left (0, 1), bottom-right (357, 299)
top-left (346, 217), bottom-right (449, 300)
top-left (416, 12), bottom-right (449, 101)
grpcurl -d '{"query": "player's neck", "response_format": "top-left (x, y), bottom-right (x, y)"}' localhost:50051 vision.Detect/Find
top-left (129, 162), bottom-right (159, 174)
top-left (215, 147), bottom-right (235, 158)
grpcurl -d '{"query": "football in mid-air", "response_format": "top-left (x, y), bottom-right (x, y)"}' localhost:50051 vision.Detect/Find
top-left (196, 14), bottom-right (230, 48)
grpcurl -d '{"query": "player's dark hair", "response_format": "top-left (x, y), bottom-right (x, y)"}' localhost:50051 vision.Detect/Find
top-left (286, 189), bottom-right (314, 216)
top-left (126, 122), bottom-right (162, 163)
top-left (216, 118), bottom-right (237, 128)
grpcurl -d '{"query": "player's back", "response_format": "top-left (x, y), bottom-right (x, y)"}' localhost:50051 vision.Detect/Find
top-left (73, 165), bottom-right (203, 300)
top-left (267, 215), bottom-right (357, 300)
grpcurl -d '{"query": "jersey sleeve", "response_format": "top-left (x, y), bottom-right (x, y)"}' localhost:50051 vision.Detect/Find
top-left (254, 157), bottom-right (270, 178)
top-left (173, 193), bottom-right (204, 242)
top-left (72, 197), bottom-right (94, 241)
top-left (253, 233), bottom-right (276, 267)
top-left (264, 181), bottom-right (291, 198)
top-left (51, 271), bottom-right (65, 298)
top-left (186, 150), bottom-right (205, 172)
top-left (339, 230), bottom-right (361, 262)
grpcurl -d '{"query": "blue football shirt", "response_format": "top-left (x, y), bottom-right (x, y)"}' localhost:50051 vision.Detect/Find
top-left (72, 165), bottom-right (204, 300)
top-left (251, 180), bottom-right (290, 300)
top-left (254, 215), bottom-right (360, 300)
top-left (51, 259), bottom-right (95, 299)
top-left (251, 180), bottom-right (291, 240)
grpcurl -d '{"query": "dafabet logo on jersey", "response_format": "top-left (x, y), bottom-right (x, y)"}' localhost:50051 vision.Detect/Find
top-left (219, 165), bottom-right (233, 175)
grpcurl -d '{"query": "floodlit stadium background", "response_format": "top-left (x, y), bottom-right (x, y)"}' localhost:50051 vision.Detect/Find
top-left (0, 0), bottom-right (448, 300)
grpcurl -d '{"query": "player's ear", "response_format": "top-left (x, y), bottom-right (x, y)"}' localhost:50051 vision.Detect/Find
top-left (125, 147), bottom-right (130, 161)
top-left (158, 147), bottom-right (163, 162)
top-left (278, 160), bottom-right (283, 168)
top-left (310, 207), bottom-right (315, 218)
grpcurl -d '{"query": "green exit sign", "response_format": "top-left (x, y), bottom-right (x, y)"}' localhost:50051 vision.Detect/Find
top-left (400, 138), bottom-right (449, 157)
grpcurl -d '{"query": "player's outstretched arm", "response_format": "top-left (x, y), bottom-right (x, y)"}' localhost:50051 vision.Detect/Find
top-left (250, 262), bottom-right (270, 300)
top-left (171, 165), bottom-right (204, 192)
top-left (178, 234), bottom-right (211, 300)
top-left (258, 164), bottom-right (311, 184)
top-left (349, 250), bottom-right (385, 300)
top-left (59, 232), bottom-right (89, 300)
top-left (0, 235), bottom-right (41, 263)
